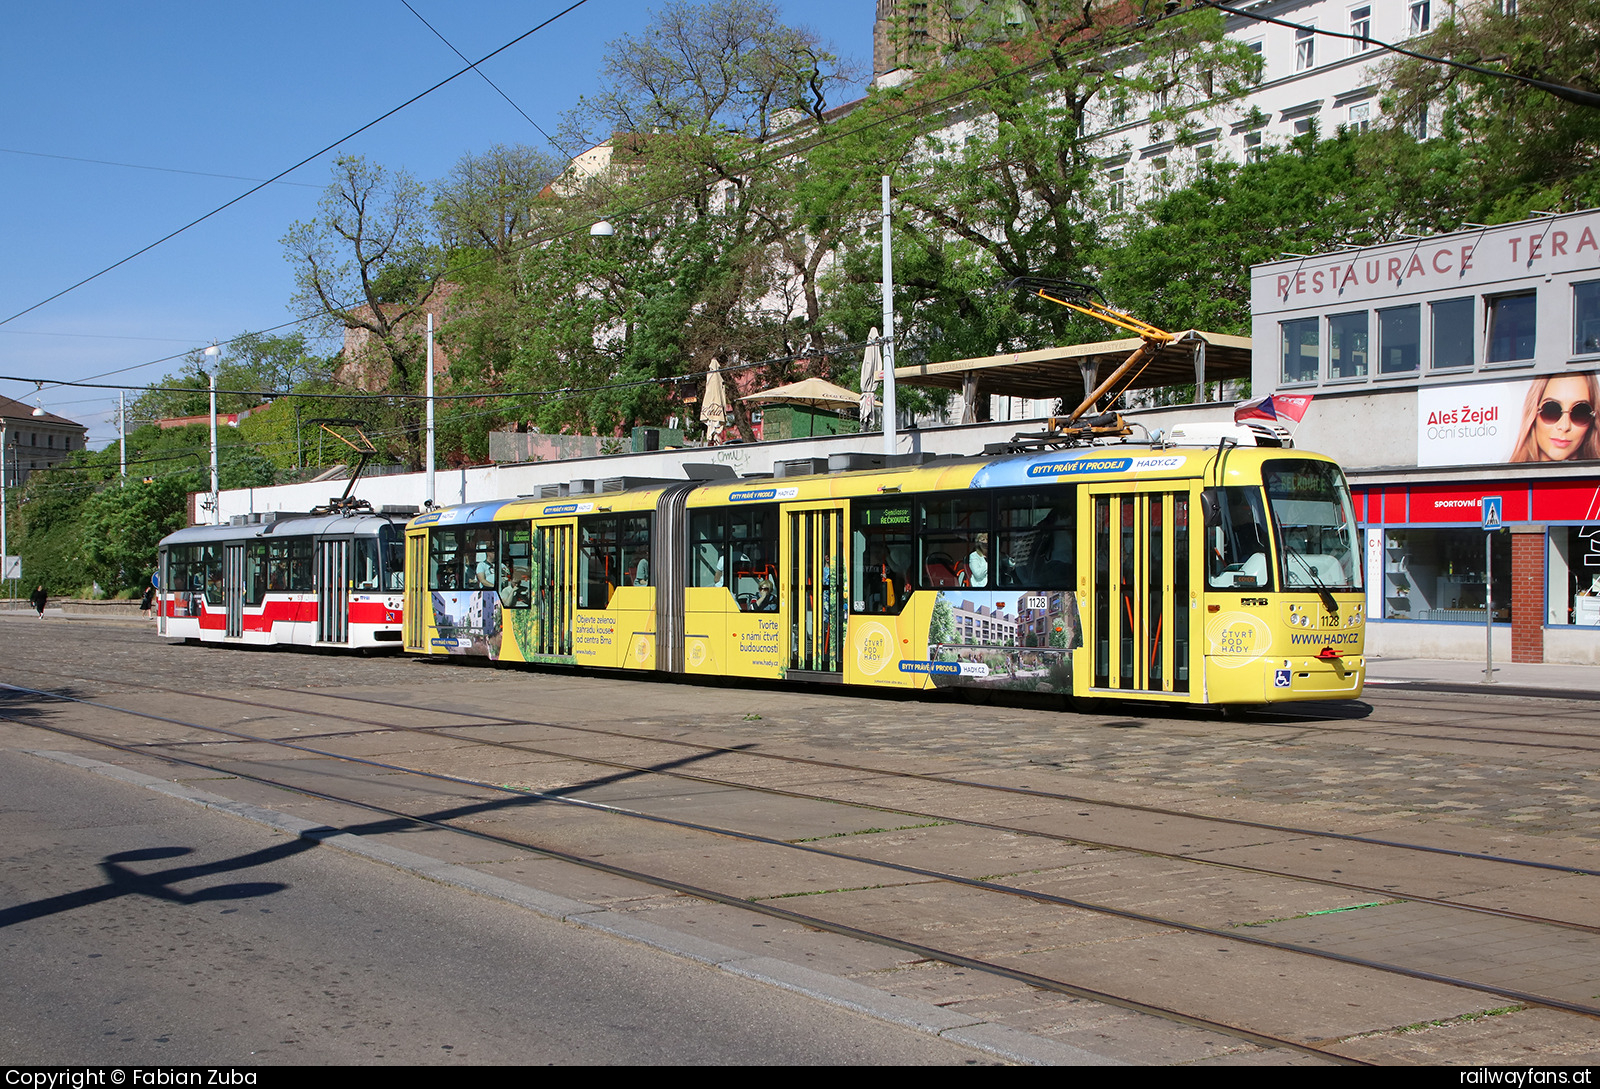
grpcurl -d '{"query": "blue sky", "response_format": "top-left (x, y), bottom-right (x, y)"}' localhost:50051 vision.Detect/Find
top-left (0, 1), bottom-right (873, 446)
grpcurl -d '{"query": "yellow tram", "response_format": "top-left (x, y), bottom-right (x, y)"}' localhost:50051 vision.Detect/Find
top-left (403, 439), bottom-right (1365, 706)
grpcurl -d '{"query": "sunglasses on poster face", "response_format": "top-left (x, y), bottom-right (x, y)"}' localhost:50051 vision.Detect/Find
top-left (1539, 400), bottom-right (1595, 426)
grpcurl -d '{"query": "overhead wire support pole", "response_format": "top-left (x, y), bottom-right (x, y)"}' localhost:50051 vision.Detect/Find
top-left (881, 176), bottom-right (897, 458)
top-left (426, 312), bottom-right (436, 510)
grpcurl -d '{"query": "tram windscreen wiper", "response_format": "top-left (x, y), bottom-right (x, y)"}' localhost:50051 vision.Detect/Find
top-left (1286, 551), bottom-right (1339, 616)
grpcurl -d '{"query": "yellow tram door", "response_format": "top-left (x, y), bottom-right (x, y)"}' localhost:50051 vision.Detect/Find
top-left (1085, 486), bottom-right (1196, 697)
top-left (783, 504), bottom-right (847, 679)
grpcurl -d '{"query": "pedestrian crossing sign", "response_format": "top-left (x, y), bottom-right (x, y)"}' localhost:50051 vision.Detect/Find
top-left (1482, 496), bottom-right (1503, 529)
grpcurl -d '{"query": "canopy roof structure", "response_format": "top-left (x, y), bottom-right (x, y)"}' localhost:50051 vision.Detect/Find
top-left (892, 331), bottom-right (1251, 406)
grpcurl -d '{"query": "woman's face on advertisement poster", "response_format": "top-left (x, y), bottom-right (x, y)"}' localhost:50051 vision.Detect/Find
top-left (1535, 375), bottom-right (1595, 461)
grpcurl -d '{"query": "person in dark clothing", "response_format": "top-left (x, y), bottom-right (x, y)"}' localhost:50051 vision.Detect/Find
top-left (30, 584), bottom-right (47, 619)
top-left (140, 581), bottom-right (156, 618)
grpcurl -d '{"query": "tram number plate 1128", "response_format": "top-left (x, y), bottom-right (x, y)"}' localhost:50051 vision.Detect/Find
top-left (1026, 595), bottom-right (1048, 610)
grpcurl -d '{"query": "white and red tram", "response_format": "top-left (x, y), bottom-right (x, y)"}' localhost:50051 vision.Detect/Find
top-left (157, 510), bottom-right (407, 649)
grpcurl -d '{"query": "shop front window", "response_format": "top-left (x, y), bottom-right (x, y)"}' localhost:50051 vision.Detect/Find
top-left (1381, 528), bottom-right (1511, 622)
top-left (1548, 526), bottom-right (1600, 626)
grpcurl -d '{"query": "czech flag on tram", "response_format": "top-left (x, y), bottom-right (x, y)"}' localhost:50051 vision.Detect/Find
top-left (1234, 394), bottom-right (1313, 425)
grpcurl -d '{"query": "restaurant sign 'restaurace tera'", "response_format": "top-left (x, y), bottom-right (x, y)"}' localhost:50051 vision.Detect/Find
top-left (1258, 212), bottom-right (1600, 306)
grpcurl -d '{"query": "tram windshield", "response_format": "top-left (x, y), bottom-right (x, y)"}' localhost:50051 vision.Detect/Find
top-left (1263, 459), bottom-right (1362, 593)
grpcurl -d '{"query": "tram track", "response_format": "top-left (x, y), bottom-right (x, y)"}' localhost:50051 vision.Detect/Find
top-left (7, 664), bottom-right (1600, 902)
top-left (4, 676), bottom-right (1599, 1052)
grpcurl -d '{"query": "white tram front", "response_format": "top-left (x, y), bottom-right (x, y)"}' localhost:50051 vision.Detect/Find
top-left (157, 510), bottom-right (407, 649)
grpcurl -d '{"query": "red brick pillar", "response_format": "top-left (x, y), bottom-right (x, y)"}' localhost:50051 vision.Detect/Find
top-left (1510, 525), bottom-right (1544, 664)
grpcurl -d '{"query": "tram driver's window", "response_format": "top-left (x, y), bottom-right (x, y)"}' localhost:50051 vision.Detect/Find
top-left (429, 529), bottom-right (464, 590)
top-left (852, 500), bottom-right (914, 614)
top-left (1202, 487), bottom-right (1274, 590)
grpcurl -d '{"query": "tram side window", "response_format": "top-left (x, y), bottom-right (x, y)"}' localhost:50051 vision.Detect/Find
top-left (244, 543), bottom-right (269, 606)
top-left (689, 506), bottom-right (778, 610)
top-left (578, 514), bottom-right (651, 609)
top-left (1202, 487), bottom-right (1274, 590)
top-left (499, 524), bottom-right (532, 609)
top-left (286, 538), bottom-right (312, 592)
top-left (201, 544), bottom-right (223, 605)
top-left (852, 500), bottom-right (914, 615)
top-left (994, 492), bottom-right (1075, 589)
top-left (919, 495), bottom-right (989, 588)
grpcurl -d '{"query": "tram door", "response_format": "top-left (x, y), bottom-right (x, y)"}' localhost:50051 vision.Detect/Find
top-left (316, 538), bottom-right (350, 644)
top-left (224, 544), bottom-right (246, 638)
top-left (404, 531), bottom-right (427, 651)
top-left (785, 506), bottom-right (846, 676)
top-left (1087, 487), bottom-right (1192, 695)
top-left (531, 523), bottom-right (575, 657)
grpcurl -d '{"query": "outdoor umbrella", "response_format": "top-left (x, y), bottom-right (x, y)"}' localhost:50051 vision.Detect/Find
top-left (859, 327), bottom-right (881, 426)
top-left (742, 377), bottom-right (860, 437)
top-left (701, 357), bottom-right (730, 444)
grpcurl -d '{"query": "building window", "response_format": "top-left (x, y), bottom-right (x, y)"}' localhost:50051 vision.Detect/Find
top-left (1348, 101), bottom-right (1372, 133)
top-left (1281, 318), bottom-right (1319, 384)
top-left (1575, 281), bottom-right (1600, 355)
top-left (1293, 117), bottom-right (1314, 136)
top-left (1383, 528), bottom-right (1510, 623)
top-left (1295, 26), bottom-right (1315, 71)
top-left (1409, 101), bottom-right (1430, 140)
top-left (1431, 297), bottom-right (1476, 370)
top-left (1196, 143), bottom-right (1215, 162)
top-left (1349, 5), bottom-right (1372, 51)
top-left (1328, 312), bottom-right (1369, 380)
top-left (1244, 131), bottom-right (1263, 163)
top-left (1487, 292), bottom-right (1537, 363)
top-left (1378, 305), bottom-right (1420, 375)
top-left (1497, 0), bottom-right (1518, 14)
top-left (1409, 1), bottom-right (1431, 34)
top-left (1105, 168), bottom-right (1125, 212)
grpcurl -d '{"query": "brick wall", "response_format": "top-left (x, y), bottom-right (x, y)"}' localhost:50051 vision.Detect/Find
top-left (1511, 526), bottom-right (1544, 663)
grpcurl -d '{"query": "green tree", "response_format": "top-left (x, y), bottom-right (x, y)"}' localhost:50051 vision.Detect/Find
top-left (1384, 0), bottom-right (1600, 219)
top-left (129, 332), bottom-right (331, 426)
top-left (80, 475), bottom-right (190, 590)
top-left (1097, 129), bottom-right (1471, 336)
top-left (283, 156), bottom-right (441, 469)
top-left (809, 2), bottom-right (1260, 368)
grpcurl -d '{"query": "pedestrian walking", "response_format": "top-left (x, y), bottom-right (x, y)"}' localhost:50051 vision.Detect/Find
top-left (30, 584), bottom-right (47, 619)
top-left (140, 581), bottom-right (156, 618)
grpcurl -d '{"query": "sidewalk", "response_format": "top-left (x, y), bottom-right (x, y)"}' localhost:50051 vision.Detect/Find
top-left (1364, 653), bottom-right (1600, 699)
